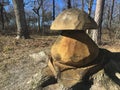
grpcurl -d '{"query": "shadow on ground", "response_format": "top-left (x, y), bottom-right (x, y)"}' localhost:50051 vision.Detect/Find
top-left (71, 49), bottom-right (120, 90)
top-left (41, 48), bottom-right (120, 90)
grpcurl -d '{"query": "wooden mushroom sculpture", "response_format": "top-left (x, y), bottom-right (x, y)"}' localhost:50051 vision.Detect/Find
top-left (44, 8), bottom-right (101, 88)
top-left (50, 8), bottom-right (99, 68)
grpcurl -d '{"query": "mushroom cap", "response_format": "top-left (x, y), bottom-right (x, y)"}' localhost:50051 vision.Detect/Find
top-left (50, 8), bottom-right (97, 30)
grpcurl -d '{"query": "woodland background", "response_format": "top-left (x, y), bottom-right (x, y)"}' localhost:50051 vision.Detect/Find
top-left (0, 0), bottom-right (120, 43)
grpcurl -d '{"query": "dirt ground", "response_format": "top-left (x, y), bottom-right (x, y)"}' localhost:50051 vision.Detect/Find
top-left (0, 35), bottom-right (120, 90)
top-left (0, 35), bottom-right (57, 90)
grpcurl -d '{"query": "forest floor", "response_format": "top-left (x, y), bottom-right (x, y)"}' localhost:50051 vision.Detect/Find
top-left (0, 35), bottom-right (120, 90)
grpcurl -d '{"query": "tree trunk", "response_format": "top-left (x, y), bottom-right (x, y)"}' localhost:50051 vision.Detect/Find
top-left (81, 0), bottom-right (84, 11)
top-left (0, 5), bottom-right (5, 33)
top-left (108, 0), bottom-right (114, 28)
top-left (108, 0), bottom-right (115, 39)
top-left (91, 0), bottom-right (105, 44)
top-left (41, 0), bottom-right (44, 35)
top-left (12, 0), bottom-right (30, 39)
top-left (67, 0), bottom-right (71, 9)
top-left (88, 0), bottom-right (93, 15)
top-left (86, 0), bottom-right (93, 34)
top-left (38, 14), bottom-right (41, 33)
top-left (53, 0), bottom-right (55, 20)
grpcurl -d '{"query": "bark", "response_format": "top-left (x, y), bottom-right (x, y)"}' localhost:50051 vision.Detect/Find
top-left (12, 0), bottom-right (30, 39)
top-left (92, 0), bottom-right (105, 44)
top-left (53, 0), bottom-right (55, 20)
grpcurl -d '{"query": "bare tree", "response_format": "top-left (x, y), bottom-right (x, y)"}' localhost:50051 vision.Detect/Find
top-left (32, 0), bottom-right (43, 33)
top-left (108, 0), bottom-right (115, 28)
top-left (104, 0), bottom-right (115, 39)
top-left (91, 0), bottom-right (105, 44)
top-left (12, 0), bottom-right (30, 39)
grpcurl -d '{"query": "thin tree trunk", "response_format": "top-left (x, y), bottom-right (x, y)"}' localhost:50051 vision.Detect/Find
top-left (107, 6), bottom-right (110, 28)
top-left (53, 0), bottom-right (55, 20)
top-left (12, 0), bottom-right (30, 39)
top-left (38, 14), bottom-right (40, 33)
top-left (41, 0), bottom-right (44, 35)
top-left (86, 0), bottom-right (93, 34)
top-left (108, 0), bottom-right (115, 39)
top-left (81, 0), bottom-right (84, 11)
top-left (33, 0), bottom-right (43, 34)
top-left (67, 0), bottom-right (71, 9)
top-left (108, 0), bottom-right (115, 28)
top-left (88, 0), bottom-right (93, 15)
top-left (92, 0), bottom-right (105, 44)
top-left (0, 5), bottom-right (5, 33)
